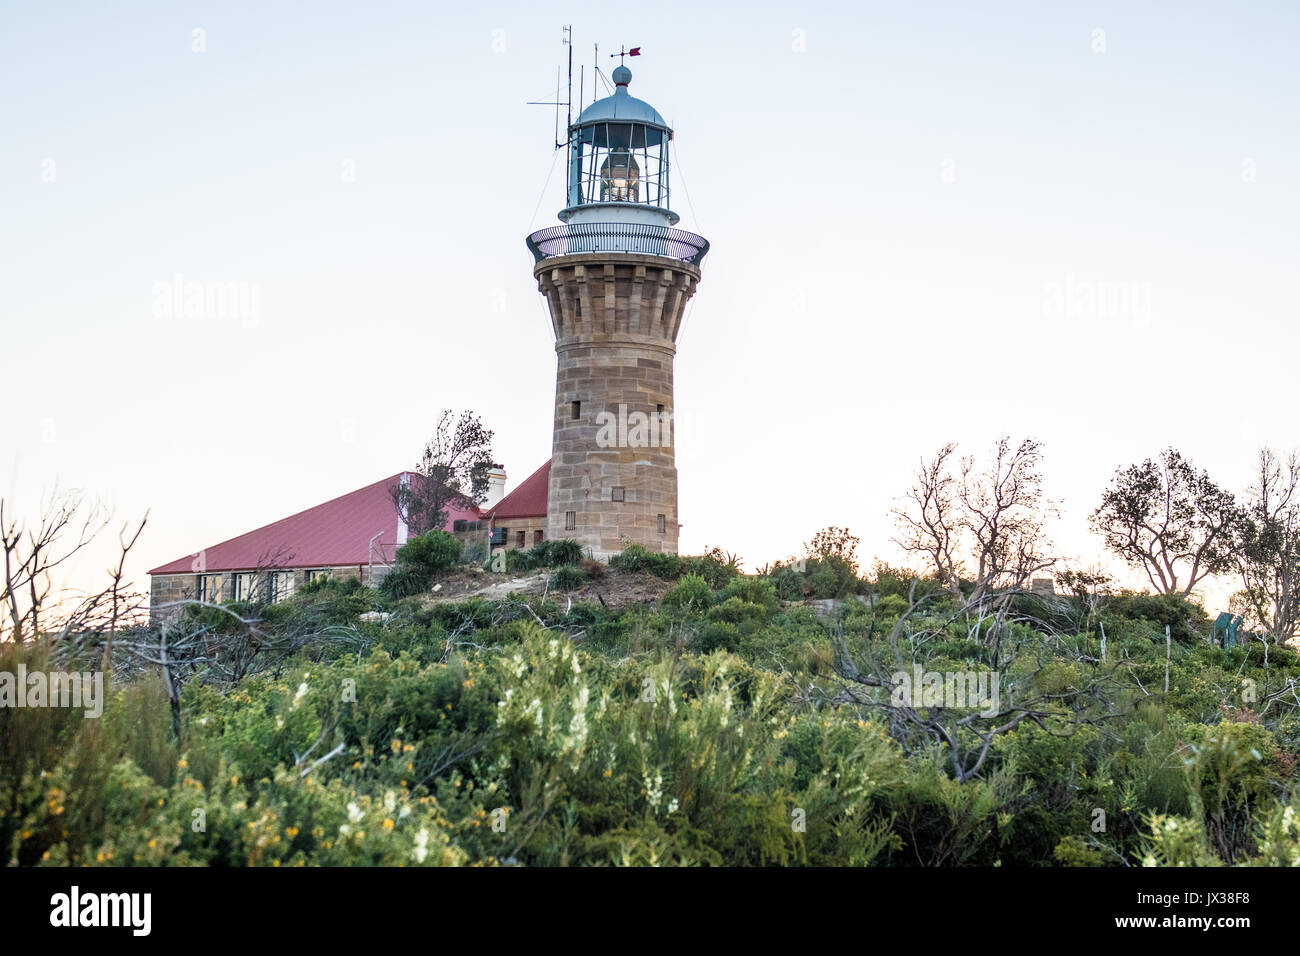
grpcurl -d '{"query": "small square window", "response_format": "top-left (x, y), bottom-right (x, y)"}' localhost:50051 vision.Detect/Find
top-left (656, 404), bottom-right (664, 415)
top-left (611, 486), bottom-right (625, 502)
top-left (657, 514), bottom-right (666, 534)
top-left (571, 400), bottom-right (581, 420)
top-left (565, 511), bottom-right (576, 530)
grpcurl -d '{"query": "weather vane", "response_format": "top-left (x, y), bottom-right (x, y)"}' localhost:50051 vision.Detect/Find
top-left (610, 45), bottom-right (641, 64)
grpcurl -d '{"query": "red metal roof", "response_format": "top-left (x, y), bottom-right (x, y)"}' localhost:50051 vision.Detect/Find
top-left (486, 460), bottom-right (550, 521)
top-left (148, 472), bottom-right (481, 575)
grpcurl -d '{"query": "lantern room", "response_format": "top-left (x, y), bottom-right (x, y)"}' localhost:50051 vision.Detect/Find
top-left (561, 65), bottom-right (677, 227)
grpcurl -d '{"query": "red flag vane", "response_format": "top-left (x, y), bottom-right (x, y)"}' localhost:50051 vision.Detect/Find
top-left (611, 45), bottom-right (641, 63)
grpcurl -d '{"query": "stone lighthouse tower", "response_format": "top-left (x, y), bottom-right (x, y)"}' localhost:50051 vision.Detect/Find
top-left (526, 64), bottom-right (709, 560)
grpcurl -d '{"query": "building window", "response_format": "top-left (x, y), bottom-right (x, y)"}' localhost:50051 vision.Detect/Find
top-left (611, 486), bottom-right (625, 502)
top-left (571, 400), bottom-right (581, 420)
top-left (658, 514), bottom-right (666, 534)
top-left (656, 404), bottom-right (664, 415)
top-left (517, 530), bottom-right (526, 549)
top-left (197, 573), bottom-right (221, 603)
top-left (306, 569), bottom-right (332, 584)
top-left (534, 530), bottom-right (543, 545)
top-left (269, 571), bottom-right (294, 603)
top-left (232, 572), bottom-right (256, 602)
top-left (565, 511), bottom-right (576, 530)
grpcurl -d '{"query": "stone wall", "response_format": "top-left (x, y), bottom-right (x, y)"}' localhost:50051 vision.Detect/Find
top-left (534, 252), bottom-right (702, 560)
top-left (149, 564), bottom-right (382, 623)
top-left (492, 517), bottom-right (548, 551)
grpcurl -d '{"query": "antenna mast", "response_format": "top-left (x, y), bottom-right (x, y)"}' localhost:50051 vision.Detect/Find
top-left (525, 25), bottom-right (575, 151)
top-left (563, 25), bottom-right (572, 135)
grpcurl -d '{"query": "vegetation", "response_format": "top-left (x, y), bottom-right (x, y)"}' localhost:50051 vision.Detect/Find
top-left (390, 409), bottom-right (496, 536)
top-left (7, 537), bottom-right (1300, 868)
top-left (6, 440), bottom-right (1300, 866)
top-left (380, 531), bottom-right (463, 598)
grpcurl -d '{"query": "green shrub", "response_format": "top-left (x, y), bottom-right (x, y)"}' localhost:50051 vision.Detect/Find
top-left (505, 539), bottom-right (585, 572)
top-left (539, 539), bottom-right (584, 567)
top-left (720, 577), bottom-right (780, 617)
top-left (609, 544), bottom-right (682, 578)
top-left (662, 574), bottom-right (713, 614)
top-left (380, 564), bottom-right (433, 599)
top-left (395, 530), bottom-right (462, 577)
top-left (550, 565), bottom-right (587, 591)
top-left (381, 531), bottom-right (463, 597)
top-left (805, 556), bottom-right (859, 599)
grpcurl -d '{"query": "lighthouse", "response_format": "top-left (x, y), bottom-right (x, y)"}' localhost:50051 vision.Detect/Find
top-left (526, 64), bottom-right (709, 560)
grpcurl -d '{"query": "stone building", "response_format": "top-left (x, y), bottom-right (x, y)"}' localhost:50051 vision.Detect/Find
top-left (147, 471), bottom-right (504, 618)
top-left (525, 64), bottom-right (709, 559)
top-left (479, 461), bottom-right (550, 551)
top-left (147, 65), bottom-right (713, 614)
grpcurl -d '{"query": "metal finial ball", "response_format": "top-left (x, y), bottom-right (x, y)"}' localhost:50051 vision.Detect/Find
top-left (612, 65), bottom-right (632, 86)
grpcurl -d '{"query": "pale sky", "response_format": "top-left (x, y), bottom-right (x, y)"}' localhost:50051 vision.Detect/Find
top-left (2, 1), bottom-right (1297, 609)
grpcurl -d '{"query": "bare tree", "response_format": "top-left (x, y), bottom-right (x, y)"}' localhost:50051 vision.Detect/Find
top-left (1234, 448), bottom-right (1300, 643)
top-left (893, 437), bottom-right (1056, 605)
top-left (391, 409), bottom-right (496, 536)
top-left (1090, 447), bottom-right (1241, 597)
top-left (892, 443), bottom-right (962, 598)
top-left (1, 490), bottom-right (114, 643)
top-left (959, 436), bottom-right (1056, 604)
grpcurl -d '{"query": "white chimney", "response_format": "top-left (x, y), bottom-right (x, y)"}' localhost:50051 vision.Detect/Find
top-left (483, 467), bottom-right (507, 509)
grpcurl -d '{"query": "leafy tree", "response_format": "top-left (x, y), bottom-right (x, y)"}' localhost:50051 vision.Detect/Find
top-left (391, 410), bottom-right (496, 536)
top-left (804, 526), bottom-right (860, 574)
top-left (1090, 447), bottom-right (1241, 597)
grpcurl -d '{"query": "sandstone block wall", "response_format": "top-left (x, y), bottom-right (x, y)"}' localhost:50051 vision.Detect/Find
top-left (534, 252), bottom-right (701, 560)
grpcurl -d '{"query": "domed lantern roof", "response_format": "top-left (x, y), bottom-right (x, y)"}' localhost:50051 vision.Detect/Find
top-left (562, 67), bottom-right (677, 226)
top-left (573, 67), bottom-right (671, 130)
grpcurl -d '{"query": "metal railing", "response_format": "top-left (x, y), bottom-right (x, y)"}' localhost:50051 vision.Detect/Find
top-left (526, 223), bottom-right (710, 266)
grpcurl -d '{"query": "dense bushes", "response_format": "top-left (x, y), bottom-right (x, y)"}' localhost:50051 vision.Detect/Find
top-left (758, 556), bottom-right (863, 600)
top-left (608, 545), bottom-right (740, 588)
top-left (506, 539), bottom-right (585, 572)
top-left (9, 551), bottom-right (1300, 867)
top-left (381, 531), bottom-right (462, 597)
top-left (549, 565), bottom-right (587, 591)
